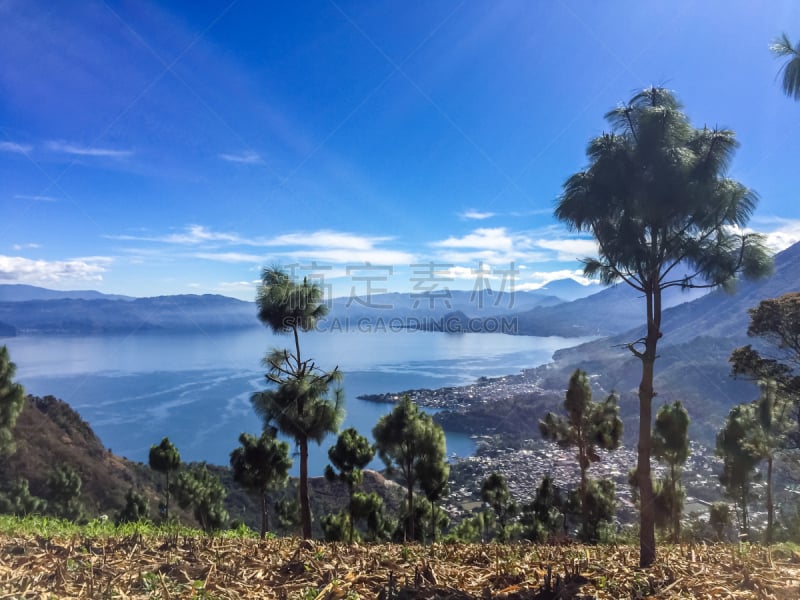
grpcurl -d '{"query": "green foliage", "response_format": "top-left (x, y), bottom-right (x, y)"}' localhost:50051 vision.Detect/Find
top-left (709, 502), bottom-right (733, 542)
top-left (519, 475), bottom-right (566, 542)
top-left (717, 405), bottom-right (761, 537)
top-left (392, 494), bottom-right (448, 543)
top-left (0, 478), bottom-right (47, 516)
top-left (174, 463), bottom-right (228, 532)
top-left (115, 488), bottom-right (150, 524)
top-left (771, 33), bottom-right (800, 100)
top-left (274, 498), bottom-right (301, 533)
top-left (731, 293), bottom-right (800, 400)
top-left (652, 401), bottom-right (690, 542)
top-left (446, 510), bottom-right (494, 544)
top-left (373, 395), bottom-right (447, 542)
top-left (480, 472), bottom-right (517, 542)
top-left (253, 266), bottom-right (343, 539)
top-left (0, 346), bottom-right (25, 458)
top-left (230, 430), bottom-right (291, 538)
top-left (579, 479), bottom-right (617, 544)
top-left (47, 464), bottom-right (83, 521)
top-left (556, 85), bottom-right (773, 566)
top-left (324, 427), bottom-right (375, 543)
top-left (351, 491), bottom-right (392, 541)
top-left (320, 510), bottom-right (350, 542)
top-left (148, 437), bottom-right (181, 521)
top-left (540, 369), bottom-right (621, 542)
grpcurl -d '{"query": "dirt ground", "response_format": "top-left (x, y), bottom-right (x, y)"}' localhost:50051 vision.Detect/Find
top-left (1, 535), bottom-right (799, 599)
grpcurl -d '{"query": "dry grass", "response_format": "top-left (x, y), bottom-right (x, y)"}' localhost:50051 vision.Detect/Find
top-left (1, 534), bottom-right (799, 599)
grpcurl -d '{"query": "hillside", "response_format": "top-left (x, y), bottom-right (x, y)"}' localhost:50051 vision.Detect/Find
top-left (529, 242), bottom-right (800, 442)
top-left (3, 395), bottom-right (403, 535)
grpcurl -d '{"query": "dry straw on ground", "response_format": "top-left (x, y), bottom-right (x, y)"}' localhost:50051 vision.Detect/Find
top-left (1, 535), bottom-right (799, 599)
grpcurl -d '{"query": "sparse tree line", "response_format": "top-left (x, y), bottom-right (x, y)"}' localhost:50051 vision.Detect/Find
top-left (1, 281), bottom-right (798, 547)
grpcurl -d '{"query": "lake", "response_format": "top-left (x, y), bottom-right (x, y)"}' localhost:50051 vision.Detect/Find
top-left (3, 328), bottom-right (588, 476)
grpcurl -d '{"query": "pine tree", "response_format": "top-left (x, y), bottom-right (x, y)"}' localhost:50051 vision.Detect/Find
top-left (557, 87), bottom-right (772, 565)
top-left (373, 395), bottom-right (447, 542)
top-left (149, 437), bottom-right (181, 521)
top-left (652, 401), bottom-right (690, 542)
top-left (0, 346), bottom-right (25, 459)
top-left (540, 369), bottom-right (622, 541)
top-left (230, 430), bottom-right (292, 538)
top-left (252, 266), bottom-right (343, 539)
top-left (481, 472), bottom-right (517, 542)
top-left (324, 427), bottom-right (374, 543)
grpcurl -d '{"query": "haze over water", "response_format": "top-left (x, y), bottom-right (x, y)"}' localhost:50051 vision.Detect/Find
top-left (5, 328), bottom-right (589, 476)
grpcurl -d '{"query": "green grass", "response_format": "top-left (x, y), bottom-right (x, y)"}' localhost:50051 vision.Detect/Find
top-left (0, 514), bottom-right (261, 540)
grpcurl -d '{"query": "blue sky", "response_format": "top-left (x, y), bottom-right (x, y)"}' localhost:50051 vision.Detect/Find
top-left (2, 0), bottom-right (800, 301)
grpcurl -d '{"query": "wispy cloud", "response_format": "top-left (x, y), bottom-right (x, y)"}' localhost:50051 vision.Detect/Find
top-left (190, 251), bottom-right (264, 263)
top-left (46, 140), bottom-right (133, 158)
top-left (14, 194), bottom-right (58, 202)
top-left (0, 255), bottom-right (111, 284)
top-left (461, 209), bottom-right (495, 220)
top-left (218, 151), bottom-right (263, 164)
top-left (265, 230), bottom-right (392, 250)
top-left (0, 141), bottom-right (32, 154)
top-left (109, 225), bottom-right (243, 245)
top-left (534, 238), bottom-right (598, 261)
top-left (433, 228), bottom-right (515, 251)
top-left (430, 227), bottom-right (549, 265)
top-left (11, 243), bottom-right (40, 251)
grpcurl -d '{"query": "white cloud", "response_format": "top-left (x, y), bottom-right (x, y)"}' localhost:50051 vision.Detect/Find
top-left (190, 251), bottom-right (264, 263)
top-left (0, 255), bottom-right (110, 284)
top-left (265, 230), bottom-right (392, 250)
top-left (11, 243), bottom-right (40, 251)
top-left (219, 151), bottom-right (263, 164)
top-left (278, 248), bottom-right (415, 265)
top-left (515, 269), bottom-right (598, 291)
top-left (46, 141), bottom-right (132, 158)
top-left (430, 228), bottom-right (550, 265)
top-left (461, 209), bottom-right (495, 220)
top-left (433, 228), bottom-right (515, 251)
top-left (109, 225), bottom-right (243, 245)
top-left (0, 141), bottom-right (32, 154)
top-left (751, 217), bottom-right (800, 252)
top-left (534, 238), bottom-right (598, 261)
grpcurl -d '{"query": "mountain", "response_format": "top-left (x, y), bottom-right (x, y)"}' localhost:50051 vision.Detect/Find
top-left (527, 241), bottom-right (800, 444)
top-left (0, 284), bottom-right (134, 302)
top-left (512, 281), bottom-right (709, 337)
top-left (0, 294), bottom-right (258, 335)
top-left (535, 278), bottom-right (600, 302)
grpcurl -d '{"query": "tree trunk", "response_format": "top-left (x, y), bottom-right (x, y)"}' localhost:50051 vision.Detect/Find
top-left (766, 456), bottom-right (774, 544)
top-left (348, 488), bottom-right (354, 544)
top-left (300, 438), bottom-right (312, 539)
top-left (407, 482), bottom-right (415, 542)
top-left (671, 464), bottom-right (680, 544)
top-left (579, 440), bottom-right (588, 542)
top-left (260, 492), bottom-right (269, 539)
top-left (165, 471), bottom-right (170, 521)
top-left (637, 339), bottom-right (657, 566)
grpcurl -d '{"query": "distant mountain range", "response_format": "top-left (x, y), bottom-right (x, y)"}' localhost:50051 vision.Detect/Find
top-left (0, 279), bottom-right (598, 336)
top-left (0, 284), bottom-right (134, 302)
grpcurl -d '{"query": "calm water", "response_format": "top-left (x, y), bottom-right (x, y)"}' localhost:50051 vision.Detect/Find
top-left (4, 328), bottom-right (588, 476)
